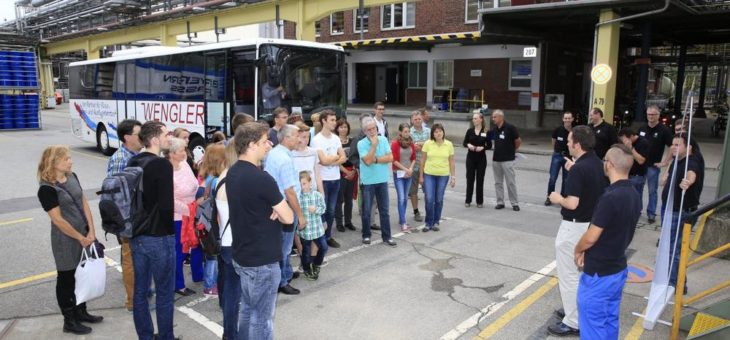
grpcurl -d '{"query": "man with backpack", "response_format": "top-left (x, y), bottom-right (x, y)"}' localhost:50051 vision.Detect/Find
top-left (125, 121), bottom-right (177, 340)
top-left (105, 119), bottom-right (142, 312)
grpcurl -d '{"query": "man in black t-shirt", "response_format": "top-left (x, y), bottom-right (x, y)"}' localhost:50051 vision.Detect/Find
top-left (490, 109), bottom-right (522, 211)
top-left (618, 128), bottom-right (650, 210)
top-left (588, 107), bottom-right (617, 160)
top-left (547, 126), bottom-right (607, 336)
top-left (545, 111), bottom-right (574, 205)
top-left (226, 122), bottom-right (294, 340)
top-left (638, 105), bottom-right (673, 224)
top-left (575, 145), bottom-right (641, 340)
top-left (660, 134), bottom-right (702, 294)
top-left (125, 121), bottom-right (177, 340)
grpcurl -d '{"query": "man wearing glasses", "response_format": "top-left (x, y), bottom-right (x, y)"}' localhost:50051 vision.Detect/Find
top-left (638, 105), bottom-right (673, 224)
top-left (547, 126), bottom-right (607, 336)
top-left (268, 107), bottom-right (289, 146)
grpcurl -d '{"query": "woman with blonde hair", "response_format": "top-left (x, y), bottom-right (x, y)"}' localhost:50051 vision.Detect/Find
top-left (37, 145), bottom-right (103, 335)
top-left (197, 144), bottom-right (227, 296)
top-left (167, 137), bottom-right (204, 296)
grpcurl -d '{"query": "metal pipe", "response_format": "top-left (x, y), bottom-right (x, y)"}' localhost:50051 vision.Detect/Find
top-left (275, 4), bottom-right (280, 39)
top-left (31, 0), bottom-right (58, 7)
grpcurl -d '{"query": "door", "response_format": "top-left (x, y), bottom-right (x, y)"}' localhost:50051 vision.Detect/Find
top-left (386, 67), bottom-right (398, 104)
top-left (204, 51), bottom-right (227, 138)
top-left (356, 63), bottom-right (375, 103)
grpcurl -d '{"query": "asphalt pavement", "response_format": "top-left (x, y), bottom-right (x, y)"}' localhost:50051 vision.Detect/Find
top-left (0, 105), bottom-right (728, 340)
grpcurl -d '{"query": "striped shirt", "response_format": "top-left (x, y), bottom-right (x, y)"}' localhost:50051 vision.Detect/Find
top-left (298, 190), bottom-right (325, 240)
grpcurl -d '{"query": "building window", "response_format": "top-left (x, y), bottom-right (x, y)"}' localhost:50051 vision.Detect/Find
top-left (353, 8), bottom-right (370, 33)
top-left (330, 12), bottom-right (345, 35)
top-left (408, 61), bottom-right (427, 88)
top-left (509, 59), bottom-right (532, 90)
top-left (434, 60), bottom-right (454, 89)
top-left (315, 20), bottom-right (321, 37)
top-left (465, 0), bottom-right (483, 23)
top-left (381, 2), bottom-right (415, 30)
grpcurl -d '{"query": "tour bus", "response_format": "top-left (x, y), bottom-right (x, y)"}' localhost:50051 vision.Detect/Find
top-left (69, 38), bottom-right (346, 155)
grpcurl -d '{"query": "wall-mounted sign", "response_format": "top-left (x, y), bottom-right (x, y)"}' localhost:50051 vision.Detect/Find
top-left (523, 47), bottom-right (537, 58)
top-left (470, 69), bottom-right (482, 77)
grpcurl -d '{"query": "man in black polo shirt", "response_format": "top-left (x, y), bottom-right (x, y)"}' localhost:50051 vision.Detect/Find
top-left (661, 133), bottom-right (702, 294)
top-left (638, 105), bottom-right (673, 224)
top-left (575, 144), bottom-right (641, 340)
top-left (226, 122), bottom-right (294, 340)
top-left (547, 125), bottom-right (607, 336)
top-left (618, 128), bottom-right (650, 210)
top-left (674, 120), bottom-right (705, 199)
top-left (490, 109), bottom-right (522, 211)
top-left (545, 111), bottom-right (574, 206)
top-left (588, 107), bottom-right (617, 160)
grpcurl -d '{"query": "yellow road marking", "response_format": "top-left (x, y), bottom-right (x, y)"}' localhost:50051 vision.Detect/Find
top-left (475, 277), bottom-right (559, 339)
top-left (0, 218), bottom-right (33, 226)
top-left (625, 308), bottom-right (646, 340)
top-left (0, 271), bottom-right (56, 290)
top-left (71, 149), bottom-right (108, 162)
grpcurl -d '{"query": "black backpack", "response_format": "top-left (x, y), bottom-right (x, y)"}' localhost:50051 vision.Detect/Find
top-left (194, 177), bottom-right (228, 256)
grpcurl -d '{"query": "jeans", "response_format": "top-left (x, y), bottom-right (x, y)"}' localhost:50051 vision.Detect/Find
top-left (629, 175), bottom-right (646, 211)
top-left (547, 152), bottom-right (568, 196)
top-left (465, 153), bottom-right (487, 204)
top-left (130, 235), bottom-right (176, 340)
top-left (322, 180), bottom-right (341, 239)
top-left (424, 174), bottom-right (449, 228)
top-left (646, 166), bottom-right (660, 218)
top-left (174, 220), bottom-right (203, 291)
top-left (336, 177), bottom-right (356, 227)
top-left (279, 228), bottom-right (295, 288)
top-left (301, 235), bottom-right (328, 270)
top-left (218, 247), bottom-right (240, 340)
top-left (360, 182), bottom-right (392, 241)
top-left (203, 255), bottom-right (218, 289)
top-left (233, 262), bottom-right (281, 340)
top-left (393, 173), bottom-right (414, 225)
top-left (577, 269), bottom-right (627, 340)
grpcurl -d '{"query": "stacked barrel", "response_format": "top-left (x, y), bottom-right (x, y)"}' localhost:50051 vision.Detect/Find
top-left (0, 51), bottom-right (40, 130)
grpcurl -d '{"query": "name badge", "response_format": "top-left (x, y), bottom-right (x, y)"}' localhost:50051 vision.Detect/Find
top-left (639, 131), bottom-right (646, 137)
top-left (480, 133), bottom-right (487, 137)
top-left (557, 137), bottom-right (564, 141)
top-left (597, 129), bottom-right (601, 134)
top-left (654, 132), bottom-right (658, 138)
top-left (499, 134), bottom-right (505, 139)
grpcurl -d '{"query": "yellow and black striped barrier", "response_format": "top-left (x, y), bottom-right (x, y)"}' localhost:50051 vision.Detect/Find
top-left (334, 31), bottom-right (481, 48)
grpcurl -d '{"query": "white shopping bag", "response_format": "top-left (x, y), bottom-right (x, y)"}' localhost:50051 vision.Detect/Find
top-left (74, 244), bottom-right (107, 305)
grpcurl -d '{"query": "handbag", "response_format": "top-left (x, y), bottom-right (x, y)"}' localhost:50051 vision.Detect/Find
top-left (74, 244), bottom-right (107, 305)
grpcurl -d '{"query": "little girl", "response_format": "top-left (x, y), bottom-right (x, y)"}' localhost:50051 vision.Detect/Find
top-left (298, 171), bottom-right (328, 280)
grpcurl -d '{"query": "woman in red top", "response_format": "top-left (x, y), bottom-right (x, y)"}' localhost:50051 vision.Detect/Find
top-left (391, 123), bottom-right (417, 233)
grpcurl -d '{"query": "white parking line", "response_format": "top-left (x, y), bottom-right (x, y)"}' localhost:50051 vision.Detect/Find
top-left (177, 306), bottom-right (224, 338)
top-left (440, 261), bottom-right (557, 340)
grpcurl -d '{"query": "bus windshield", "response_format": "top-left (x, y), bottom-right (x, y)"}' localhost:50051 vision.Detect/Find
top-left (257, 44), bottom-right (344, 120)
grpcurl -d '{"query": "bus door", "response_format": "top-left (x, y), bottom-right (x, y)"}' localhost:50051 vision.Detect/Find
top-left (204, 51), bottom-right (227, 138)
top-left (231, 49), bottom-right (256, 133)
top-left (124, 62), bottom-right (136, 121)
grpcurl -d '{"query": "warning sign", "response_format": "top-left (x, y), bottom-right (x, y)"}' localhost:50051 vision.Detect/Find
top-left (591, 64), bottom-right (612, 85)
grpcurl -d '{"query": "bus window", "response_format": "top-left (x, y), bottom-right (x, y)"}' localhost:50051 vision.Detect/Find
top-left (232, 50), bottom-right (255, 116)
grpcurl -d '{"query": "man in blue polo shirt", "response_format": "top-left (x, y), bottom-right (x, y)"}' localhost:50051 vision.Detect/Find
top-left (358, 117), bottom-right (397, 247)
top-left (575, 144), bottom-right (641, 340)
top-left (547, 125), bottom-right (607, 336)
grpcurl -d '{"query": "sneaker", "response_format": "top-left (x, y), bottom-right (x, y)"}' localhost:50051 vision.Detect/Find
top-left (313, 264), bottom-right (321, 277)
top-left (547, 322), bottom-right (579, 336)
top-left (175, 288), bottom-right (195, 296)
top-left (183, 255), bottom-right (190, 266)
top-left (477, 204), bottom-right (484, 208)
top-left (495, 204), bottom-right (505, 210)
top-left (336, 225), bottom-right (345, 232)
top-left (327, 238), bottom-right (341, 248)
top-left (345, 223), bottom-right (357, 231)
top-left (401, 224), bottom-right (412, 233)
top-left (371, 224), bottom-right (381, 230)
top-left (304, 270), bottom-right (317, 281)
top-left (362, 237), bottom-right (371, 244)
top-left (432, 226), bottom-right (440, 232)
top-left (413, 212), bottom-right (423, 222)
top-left (385, 239), bottom-right (397, 247)
top-left (319, 260), bottom-right (328, 268)
top-left (465, 203), bottom-right (471, 207)
top-left (203, 286), bottom-right (219, 297)
top-left (512, 205), bottom-right (520, 212)
top-left (648, 217), bottom-right (656, 224)
top-left (544, 197), bottom-right (552, 206)
top-left (422, 226), bottom-right (431, 233)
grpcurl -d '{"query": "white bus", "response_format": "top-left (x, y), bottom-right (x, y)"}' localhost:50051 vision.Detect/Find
top-left (69, 38), bottom-right (346, 155)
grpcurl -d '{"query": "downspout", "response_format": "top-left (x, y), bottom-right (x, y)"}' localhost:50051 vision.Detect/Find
top-left (588, 0), bottom-right (670, 113)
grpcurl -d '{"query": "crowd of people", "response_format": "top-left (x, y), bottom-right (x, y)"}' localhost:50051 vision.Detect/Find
top-left (35, 102), bottom-right (705, 339)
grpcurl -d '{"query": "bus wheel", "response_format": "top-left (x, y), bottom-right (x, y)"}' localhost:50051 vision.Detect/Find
top-left (189, 135), bottom-right (205, 163)
top-left (97, 125), bottom-right (114, 156)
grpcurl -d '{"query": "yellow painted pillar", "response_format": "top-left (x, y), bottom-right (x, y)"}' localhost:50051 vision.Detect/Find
top-left (85, 39), bottom-right (99, 60)
top-left (160, 25), bottom-right (177, 47)
top-left (38, 60), bottom-right (54, 109)
top-left (591, 9), bottom-right (620, 124)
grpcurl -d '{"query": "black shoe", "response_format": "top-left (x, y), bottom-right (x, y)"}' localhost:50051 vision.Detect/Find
top-left (336, 225), bottom-right (345, 232)
top-left (175, 288), bottom-right (196, 296)
top-left (278, 284), bottom-right (300, 295)
top-left (288, 271), bottom-right (300, 283)
top-left (513, 205), bottom-right (520, 211)
top-left (547, 322), bottom-right (579, 336)
top-left (76, 305), bottom-right (104, 323)
top-left (495, 204), bottom-right (505, 210)
top-left (62, 308), bottom-right (92, 335)
top-left (648, 217), bottom-right (656, 224)
top-left (432, 226), bottom-right (440, 232)
top-left (345, 223), bottom-right (357, 231)
top-left (384, 239), bottom-right (397, 247)
top-left (327, 238), bottom-right (341, 248)
top-left (555, 308), bottom-right (565, 319)
top-left (371, 224), bottom-right (381, 230)
top-left (544, 198), bottom-right (552, 206)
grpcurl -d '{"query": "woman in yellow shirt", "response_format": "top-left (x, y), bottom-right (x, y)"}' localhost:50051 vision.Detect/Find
top-left (418, 124), bottom-right (455, 231)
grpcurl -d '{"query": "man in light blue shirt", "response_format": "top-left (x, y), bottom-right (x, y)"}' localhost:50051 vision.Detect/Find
top-left (357, 117), bottom-right (396, 247)
top-left (264, 124), bottom-right (306, 295)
